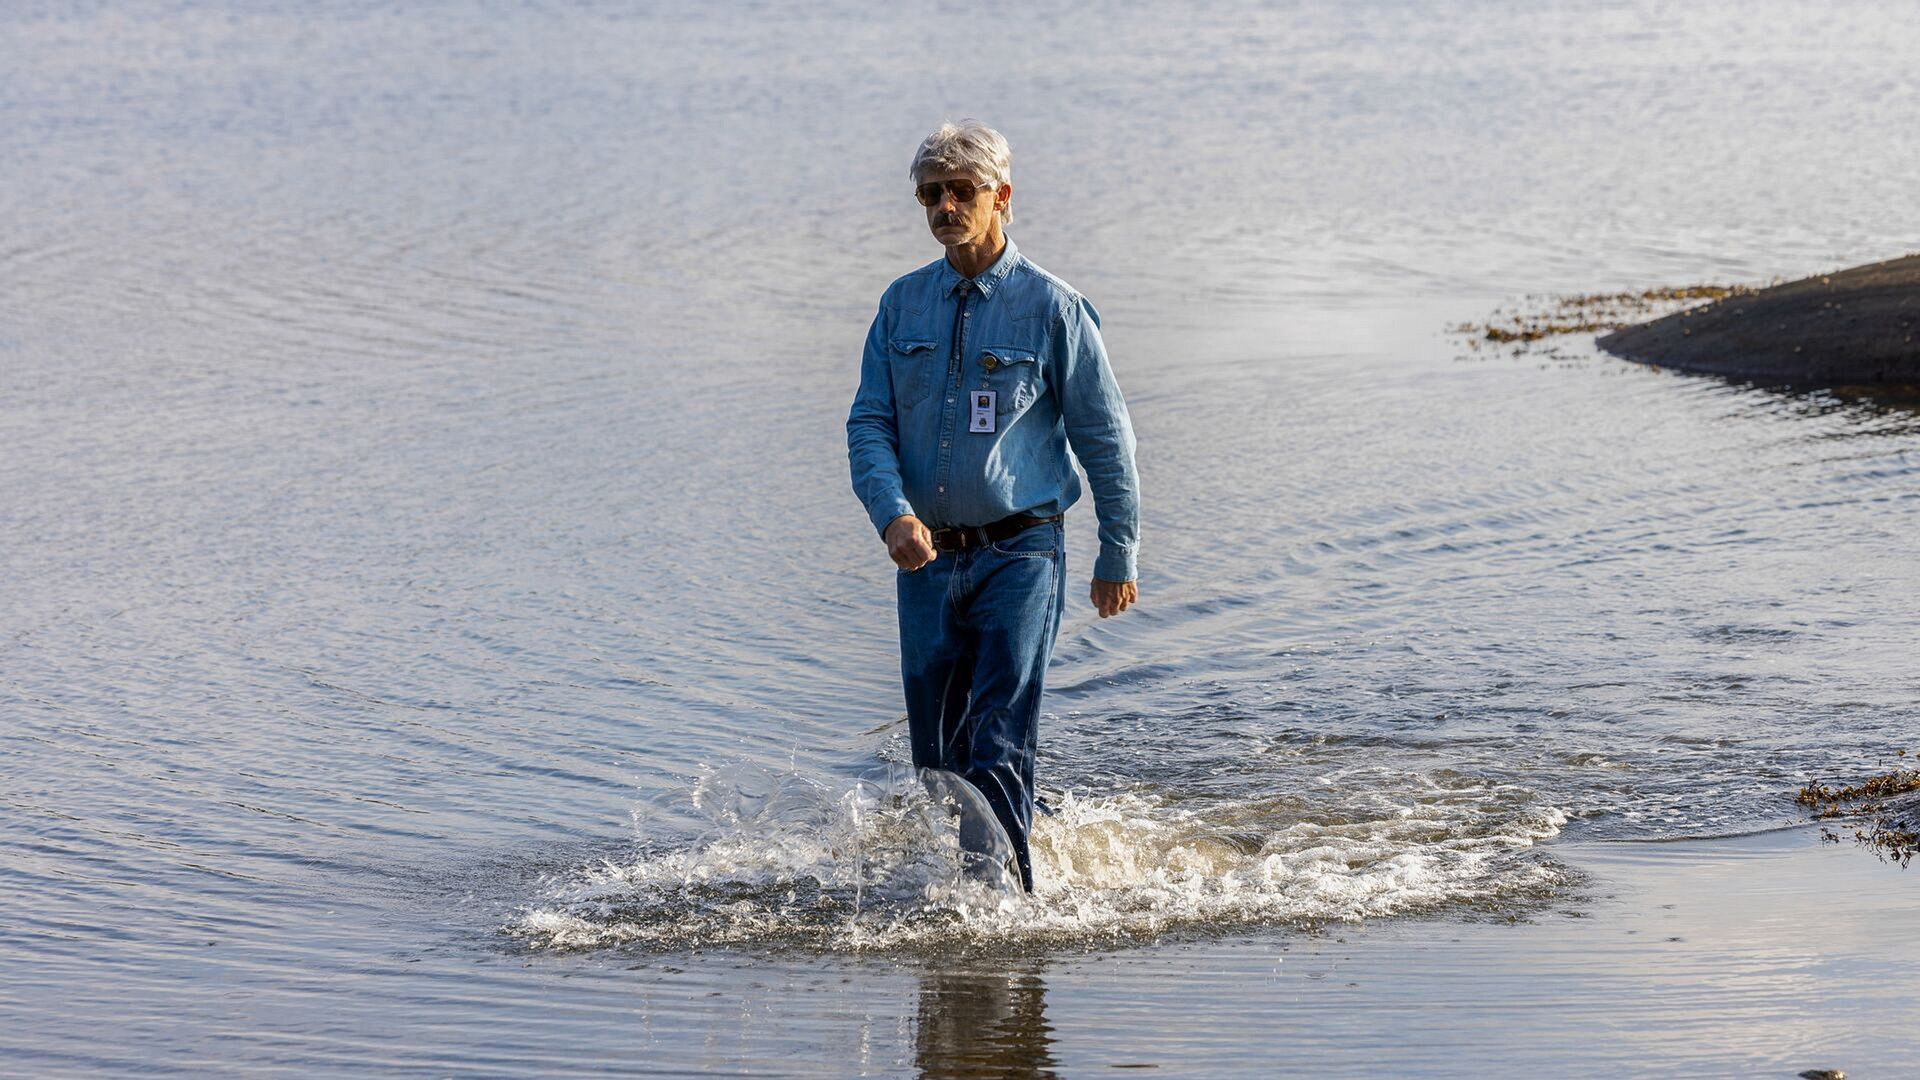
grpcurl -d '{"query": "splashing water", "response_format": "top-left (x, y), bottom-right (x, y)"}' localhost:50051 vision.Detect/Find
top-left (509, 762), bottom-right (1570, 951)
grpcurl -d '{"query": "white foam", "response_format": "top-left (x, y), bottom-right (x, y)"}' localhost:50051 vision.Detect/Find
top-left (509, 762), bottom-right (1568, 951)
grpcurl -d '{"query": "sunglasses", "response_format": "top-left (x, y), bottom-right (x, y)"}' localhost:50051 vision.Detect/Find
top-left (914, 178), bottom-right (995, 207)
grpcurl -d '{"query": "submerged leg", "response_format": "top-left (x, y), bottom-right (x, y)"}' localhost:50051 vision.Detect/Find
top-left (916, 766), bottom-right (1018, 889)
top-left (956, 524), bottom-right (1064, 893)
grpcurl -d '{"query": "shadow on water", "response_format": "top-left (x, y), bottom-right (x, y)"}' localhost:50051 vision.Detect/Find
top-left (915, 962), bottom-right (1058, 1080)
top-left (1681, 372), bottom-right (1920, 421)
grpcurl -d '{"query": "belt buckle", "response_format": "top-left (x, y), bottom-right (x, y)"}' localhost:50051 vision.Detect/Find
top-left (932, 525), bottom-right (985, 552)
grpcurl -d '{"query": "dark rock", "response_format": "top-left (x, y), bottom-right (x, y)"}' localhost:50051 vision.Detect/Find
top-left (1599, 254), bottom-right (1920, 385)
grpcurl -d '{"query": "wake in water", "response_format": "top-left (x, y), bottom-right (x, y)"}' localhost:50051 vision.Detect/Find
top-left (510, 760), bottom-right (1572, 951)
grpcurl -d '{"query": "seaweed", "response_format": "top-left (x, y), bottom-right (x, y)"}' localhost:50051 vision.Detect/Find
top-left (1795, 750), bottom-right (1920, 867)
top-left (1451, 283), bottom-right (1756, 361)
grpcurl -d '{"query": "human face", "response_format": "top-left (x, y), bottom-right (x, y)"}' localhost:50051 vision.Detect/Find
top-left (919, 169), bottom-right (1010, 250)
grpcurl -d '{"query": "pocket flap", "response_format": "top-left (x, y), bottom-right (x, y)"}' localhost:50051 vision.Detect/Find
top-left (890, 338), bottom-right (936, 354)
top-left (982, 347), bottom-right (1038, 367)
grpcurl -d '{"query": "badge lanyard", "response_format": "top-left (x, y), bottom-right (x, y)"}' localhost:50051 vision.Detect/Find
top-left (951, 281), bottom-right (996, 434)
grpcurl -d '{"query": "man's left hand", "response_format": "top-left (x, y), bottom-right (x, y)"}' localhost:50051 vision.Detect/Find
top-left (1090, 578), bottom-right (1137, 618)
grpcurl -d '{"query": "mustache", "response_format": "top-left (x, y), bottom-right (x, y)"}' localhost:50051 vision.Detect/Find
top-left (933, 213), bottom-right (962, 227)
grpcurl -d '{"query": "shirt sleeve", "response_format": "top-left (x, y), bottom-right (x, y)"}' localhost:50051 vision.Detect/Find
top-left (846, 300), bottom-right (916, 537)
top-left (1054, 295), bottom-right (1140, 582)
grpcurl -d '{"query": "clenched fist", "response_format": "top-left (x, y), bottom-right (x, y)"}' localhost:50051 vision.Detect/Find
top-left (885, 514), bottom-right (937, 572)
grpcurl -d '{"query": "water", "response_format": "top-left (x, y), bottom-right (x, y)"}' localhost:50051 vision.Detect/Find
top-left (3, 1), bottom-right (1918, 1074)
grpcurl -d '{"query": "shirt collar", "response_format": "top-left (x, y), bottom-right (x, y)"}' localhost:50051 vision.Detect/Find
top-left (938, 236), bottom-right (1020, 298)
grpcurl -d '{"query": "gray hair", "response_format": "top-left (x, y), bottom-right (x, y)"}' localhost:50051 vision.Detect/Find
top-left (910, 119), bottom-right (1013, 225)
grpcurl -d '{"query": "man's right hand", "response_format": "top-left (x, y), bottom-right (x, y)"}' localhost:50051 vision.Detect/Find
top-left (885, 514), bottom-right (937, 572)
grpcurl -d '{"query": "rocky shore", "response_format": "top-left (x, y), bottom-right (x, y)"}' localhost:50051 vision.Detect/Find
top-left (1599, 254), bottom-right (1920, 385)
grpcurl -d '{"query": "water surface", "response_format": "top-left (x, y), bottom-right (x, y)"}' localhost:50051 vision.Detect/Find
top-left (4, 1), bottom-right (1918, 1074)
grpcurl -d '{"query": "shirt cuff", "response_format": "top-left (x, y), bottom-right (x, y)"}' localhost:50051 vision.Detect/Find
top-left (867, 495), bottom-right (916, 538)
top-left (1094, 545), bottom-right (1136, 583)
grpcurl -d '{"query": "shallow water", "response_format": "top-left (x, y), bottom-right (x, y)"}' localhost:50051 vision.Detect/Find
top-left (4, 1), bottom-right (1919, 1074)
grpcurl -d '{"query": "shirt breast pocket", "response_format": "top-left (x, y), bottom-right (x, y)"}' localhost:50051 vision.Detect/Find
top-left (888, 338), bottom-right (936, 407)
top-left (980, 347), bottom-right (1042, 415)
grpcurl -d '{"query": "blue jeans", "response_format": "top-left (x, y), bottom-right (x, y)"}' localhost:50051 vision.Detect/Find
top-left (897, 520), bottom-right (1067, 892)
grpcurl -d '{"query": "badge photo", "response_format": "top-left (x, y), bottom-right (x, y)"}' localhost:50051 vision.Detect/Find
top-left (969, 389), bottom-right (997, 433)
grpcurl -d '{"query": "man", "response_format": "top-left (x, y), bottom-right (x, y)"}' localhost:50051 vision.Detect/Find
top-left (846, 119), bottom-right (1140, 893)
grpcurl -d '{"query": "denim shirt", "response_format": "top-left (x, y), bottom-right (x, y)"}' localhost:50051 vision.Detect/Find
top-left (847, 238), bottom-right (1139, 583)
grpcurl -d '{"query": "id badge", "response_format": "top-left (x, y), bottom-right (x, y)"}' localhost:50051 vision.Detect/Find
top-left (969, 389), bottom-right (997, 433)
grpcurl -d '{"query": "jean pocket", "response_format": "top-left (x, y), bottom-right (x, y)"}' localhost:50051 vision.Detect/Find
top-left (989, 522), bottom-right (1059, 558)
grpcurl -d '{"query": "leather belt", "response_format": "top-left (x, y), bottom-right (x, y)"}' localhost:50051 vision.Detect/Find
top-left (929, 513), bottom-right (1061, 552)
